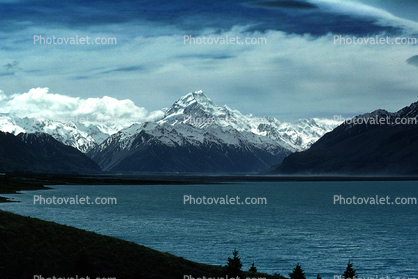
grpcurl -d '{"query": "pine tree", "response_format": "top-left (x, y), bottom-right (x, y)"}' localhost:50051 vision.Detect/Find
top-left (226, 249), bottom-right (243, 277)
top-left (342, 260), bottom-right (357, 279)
top-left (289, 263), bottom-right (306, 279)
top-left (249, 261), bottom-right (257, 273)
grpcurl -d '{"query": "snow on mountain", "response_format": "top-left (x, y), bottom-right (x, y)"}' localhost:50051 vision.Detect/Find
top-left (0, 114), bottom-right (126, 153)
top-left (159, 90), bottom-right (340, 151)
top-left (272, 99), bottom-right (418, 175)
top-left (0, 90), bottom-right (340, 168)
top-left (88, 90), bottom-right (341, 172)
top-left (260, 117), bottom-right (341, 150)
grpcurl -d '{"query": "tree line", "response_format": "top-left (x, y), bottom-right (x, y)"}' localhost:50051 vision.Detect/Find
top-left (226, 249), bottom-right (357, 279)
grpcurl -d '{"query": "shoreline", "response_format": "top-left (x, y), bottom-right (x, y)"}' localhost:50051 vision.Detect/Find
top-left (0, 175), bottom-right (51, 203)
top-left (0, 175), bottom-right (286, 279)
top-left (2, 172), bottom-right (418, 202)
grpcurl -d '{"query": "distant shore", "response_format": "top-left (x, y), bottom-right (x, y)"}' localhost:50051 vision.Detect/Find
top-left (2, 172), bottom-right (418, 202)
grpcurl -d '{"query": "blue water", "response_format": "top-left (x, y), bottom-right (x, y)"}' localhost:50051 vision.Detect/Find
top-left (1, 181), bottom-right (417, 278)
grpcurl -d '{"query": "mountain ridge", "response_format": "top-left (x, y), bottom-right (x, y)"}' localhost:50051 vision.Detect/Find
top-left (87, 91), bottom-right (339, 173)
top-left (272, 99), bottom-right (418, 175)
top-left (0, 91), bottom-right (339, 155)
top-left (0, 131), bottom-right (101, 174)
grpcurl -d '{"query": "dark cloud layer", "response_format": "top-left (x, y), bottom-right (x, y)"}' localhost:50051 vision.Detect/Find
top-left (406, 55), bottom-right (418, 67)
top-left (0, 0), bottom-right (405, 37)
top-left (244, 0), bottom-right (318, 10)
top-left (357, 0), bottom-right (418, 23)
top-left (177, 54), bottom-right (236, 60)
top-left (1, 0), bottom-right (418, 122)
top-left (4, 61), bottom-right (19, 70)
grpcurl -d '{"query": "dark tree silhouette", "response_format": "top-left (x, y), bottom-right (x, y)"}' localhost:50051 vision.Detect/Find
top-left (289, 263), bottom-right (306, 279)
top-left (226, 249), bottom-right (242, 277)
top-left (342, 260), bottom-right (357, 279)
top-left (249, 261), bottom-right (257, 273)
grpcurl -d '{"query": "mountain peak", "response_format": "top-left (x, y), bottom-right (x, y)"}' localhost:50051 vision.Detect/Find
top-left (180, 90), bottom-right (212, 106)
top-left (164, 90), bottom-right (217, 118)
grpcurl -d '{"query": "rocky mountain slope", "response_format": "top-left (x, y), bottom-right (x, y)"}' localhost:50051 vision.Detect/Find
top-left (0, 131), bottom-right (101, 174)
top-left (88, 91), bottom-right (339, 173)
top-left (272, 101), bottom-right (418, 175)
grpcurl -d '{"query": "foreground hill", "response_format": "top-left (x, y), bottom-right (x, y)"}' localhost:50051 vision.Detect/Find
top-left (0, 210), bottom-right (284, 279)
top-left (0, 131), bottom-right (100, 174)
top-left (272, 101), bottom-right (418, 175)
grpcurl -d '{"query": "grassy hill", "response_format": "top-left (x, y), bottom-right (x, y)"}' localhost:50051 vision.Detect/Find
top-left (0, 210), bottom-right (286, 279)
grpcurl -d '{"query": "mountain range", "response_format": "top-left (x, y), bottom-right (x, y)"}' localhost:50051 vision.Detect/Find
top-left (0, 91), bottom-right (339, 173)
top-left (0, 131), bottom-right (100, 174)
top-left (0, 113), bottom-right (123, 153)
top-left (3, 90), bottom-right (418, 175)
top-left (272, 101), bottom-right (418, 175)
top-left (87, 91), bottom-right (339, 173)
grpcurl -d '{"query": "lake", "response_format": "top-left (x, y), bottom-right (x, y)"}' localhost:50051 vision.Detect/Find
top-left (1, 181), bottom-right (417, 278)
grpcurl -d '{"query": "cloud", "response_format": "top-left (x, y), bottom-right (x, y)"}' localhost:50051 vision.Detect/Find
top-left (0, 61), bottom-right (20, 76)
top-left (1, 1), bottom-right (418, 123)
top-left (406, 55), bottom-right (418, 67)
top-left (4, 60), bottom-right (19, 70)
top-left (310, 0), bottom-right (418, 32)
top-left (244, 0), bottom-right (318, 10)
top-left (2, 25), bottom-right (418, 122)
top-left (355, 0), bottom-right (418, 23)
top-left (0, 0), bottom-right (408, 36)
top-left (0, 88), bottom-right (164, 125)
top-left (101, 65), bottom-right (147, 75)
top-left (176, 54), bottom-right (236, 60)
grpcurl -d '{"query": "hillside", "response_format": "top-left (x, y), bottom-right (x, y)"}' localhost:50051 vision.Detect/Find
top-left (272, 101), bottom-right (418, 175)
top-left (0, 209), bottom-right (284, 279)
top-left (0, 131), bottom-right (101, 174)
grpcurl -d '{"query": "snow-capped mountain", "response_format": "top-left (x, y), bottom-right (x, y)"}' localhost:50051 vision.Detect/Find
top-left (0, 90), bottom-right (340, 173)
top-left (160, 90), bottom-right (339, 151)
top-left (0, 114), bottom-right (125, 153)
top-left (272, 100), bottom-right (418, 175)
top-left (88, 91), bottom-right (340, 173)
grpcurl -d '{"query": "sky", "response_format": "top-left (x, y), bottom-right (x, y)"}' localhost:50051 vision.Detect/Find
top-left (1, 0), bottom-right (418, 123)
